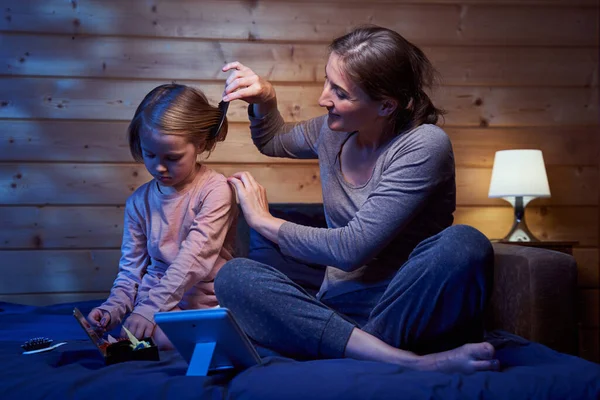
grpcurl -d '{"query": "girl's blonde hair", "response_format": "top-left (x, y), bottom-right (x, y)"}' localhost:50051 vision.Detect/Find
top-left (128, 84), bottom-right (228, 161)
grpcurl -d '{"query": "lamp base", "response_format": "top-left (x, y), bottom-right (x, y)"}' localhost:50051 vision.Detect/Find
top-left (504, 219), bottom-right (540, 242)
top-left (502, 196), bottom-right (541, 242)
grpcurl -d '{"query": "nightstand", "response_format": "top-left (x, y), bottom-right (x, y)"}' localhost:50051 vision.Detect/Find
top-left (491, 240), bottom-right (579, 255)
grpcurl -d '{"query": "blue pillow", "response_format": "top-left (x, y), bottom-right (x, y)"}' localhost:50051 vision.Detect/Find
top-left (248, 205), bottom-right (327, 296)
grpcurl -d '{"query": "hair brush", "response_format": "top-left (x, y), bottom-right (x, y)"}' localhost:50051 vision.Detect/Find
top-left (21, 337), bottom-right (67, 355)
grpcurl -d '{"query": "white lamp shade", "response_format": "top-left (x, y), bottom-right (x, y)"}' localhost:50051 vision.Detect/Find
top-left (488, 150), bottom-right (551, 198)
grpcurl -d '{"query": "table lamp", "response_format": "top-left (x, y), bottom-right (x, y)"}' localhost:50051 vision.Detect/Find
top-left (488, 149), bottom-right (551, 242)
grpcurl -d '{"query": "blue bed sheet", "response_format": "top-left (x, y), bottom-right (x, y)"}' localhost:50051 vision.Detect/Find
top-left (1, 300), bottom-right (599, 400)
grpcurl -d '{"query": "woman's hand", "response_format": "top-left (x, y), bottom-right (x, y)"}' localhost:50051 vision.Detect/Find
top-left (222, 62), bottom-right (277, 114)
top-left (227, 171), bottom-right (271, 226)
top-left (123, 313), bottom-right (155, 340)
top-left (227, 171), bottom-right (284, 243)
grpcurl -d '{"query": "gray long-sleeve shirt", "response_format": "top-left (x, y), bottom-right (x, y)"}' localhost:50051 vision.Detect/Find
top-left (250, 109), bottom-right (456, 299)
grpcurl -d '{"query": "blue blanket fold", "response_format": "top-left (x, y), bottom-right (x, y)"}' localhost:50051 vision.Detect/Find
top-left (1, 301), bottom-right (599, 400)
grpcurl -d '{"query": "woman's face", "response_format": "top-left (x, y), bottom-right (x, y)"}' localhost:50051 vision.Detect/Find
top-left (318, 52), bottom-right (385, 134)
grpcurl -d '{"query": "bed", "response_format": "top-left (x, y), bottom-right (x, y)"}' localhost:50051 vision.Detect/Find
top-left (1, 299), bottom-right (599, 400)
top-left (3, 204), bottom-right (600, 399)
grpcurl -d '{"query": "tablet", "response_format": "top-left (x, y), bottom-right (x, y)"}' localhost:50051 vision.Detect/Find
top-left (154, 308), bottom-right (262, 376)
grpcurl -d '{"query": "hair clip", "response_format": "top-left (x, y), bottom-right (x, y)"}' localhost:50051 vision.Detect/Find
top-left (209, 100), bottom-right (229, 139)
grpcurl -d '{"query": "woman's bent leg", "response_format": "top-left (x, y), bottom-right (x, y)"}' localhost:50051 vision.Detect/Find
top-left (362, 224), bottom-right (494, 354)
top-left (216, 254), bottom-right (499, 373)
top-left (214, 258), bottom-right (355, 360)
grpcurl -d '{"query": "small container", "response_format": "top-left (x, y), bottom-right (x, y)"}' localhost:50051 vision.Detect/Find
top-left (104, 337), bottom-right (160, 365)
top-left (72, 308), bottom-right (160, 365)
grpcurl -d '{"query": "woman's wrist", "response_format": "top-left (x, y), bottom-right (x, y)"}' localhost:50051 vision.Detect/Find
top-left (252, 97), bottom-right (278, 119)
top-left (252, 214), bottom-right (285, 244)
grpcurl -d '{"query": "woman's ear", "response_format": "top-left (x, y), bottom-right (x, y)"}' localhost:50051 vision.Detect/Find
top-left (378, 98), bottom-right (398, 117)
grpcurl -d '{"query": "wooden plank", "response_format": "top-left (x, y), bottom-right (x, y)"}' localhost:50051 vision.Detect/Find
top-left (0, 205), bottom-right (126, 249)
top-left (0, 163), bottom-right (322, 205)
top-left (428, 46), bottom-right (598, 88)
top-left (456, 166), bottom-right (599, 206)
top-left (579, 328), bottom-right (600, 363)
top-left (453, 206), bottom-right (598, 246)
top-left (447, 126), bottom-right (599, 168)
top-left (2, 34), bottom-right (598, 87)
top-left (1, 35), bottom-right (325, 83)
top-left (0, 120), bottom-right (316, 164)
top-left (2, 121), bottom-right (597, 166)
top-left (0, 163), bottom-right (596, 206)
top-left (1, 205), bottom-right (596, 249)
top-left (0, 249), bottom-right (119, 294)
top-left (0, 1), bottom-right (596, 46)
top-left (574, 248), bottom-right (600, 288)
top-left (0, 292), bottom-right (108, 306)
top-left (0, 78), bottom-right (324, 123)
top-left (459, 5), bottom-right (598, 46)
top-left (0, 78), bottom-right (598, 126)
top-left (437, 86), bottom-right (599, 127)
top-left (579, 288), bottom-right (599, 328)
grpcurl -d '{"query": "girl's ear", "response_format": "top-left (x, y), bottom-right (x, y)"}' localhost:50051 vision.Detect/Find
top-left (378, 98), bottom-right (398, 117)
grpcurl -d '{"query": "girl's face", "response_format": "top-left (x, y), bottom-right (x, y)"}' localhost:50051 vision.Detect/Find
top-left (318, 52), bottom-right (386, 135)
top-left (140, 128), bottom-right (199, 193)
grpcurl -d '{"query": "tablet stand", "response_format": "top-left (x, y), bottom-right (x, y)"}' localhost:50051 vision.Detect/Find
top-left (186, 342), bottom-right (216, 376)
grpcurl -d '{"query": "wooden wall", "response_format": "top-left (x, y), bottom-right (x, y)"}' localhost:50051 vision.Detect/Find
top-left (0, 0), bottom-right (598, 361)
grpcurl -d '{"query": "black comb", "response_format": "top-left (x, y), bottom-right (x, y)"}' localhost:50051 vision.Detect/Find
top-left (209, 100), bottom-right (229, 139)
top-left (21, 337), bottom-right (53, 352)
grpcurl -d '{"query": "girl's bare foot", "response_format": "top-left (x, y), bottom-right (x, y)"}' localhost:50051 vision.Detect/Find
top-left (418, 342), bottom-right (500, 374)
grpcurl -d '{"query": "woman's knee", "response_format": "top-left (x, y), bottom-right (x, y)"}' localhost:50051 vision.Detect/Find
top-left (440, 225), bottom-right (493, 263)
top-left (214, 258), bottom-right (269, 304)
top-left (215, 258), bottom-right (250, 297)
top-left (429, 225), bottom-right (494, 286)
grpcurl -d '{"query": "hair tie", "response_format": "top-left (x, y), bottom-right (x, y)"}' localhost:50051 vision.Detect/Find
top-left (209, 100), bottom-right (229, 139)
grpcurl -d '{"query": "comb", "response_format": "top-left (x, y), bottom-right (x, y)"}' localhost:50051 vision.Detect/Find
top-left (21, 337), bottom-right (67, 355)
top-left (209, 100), bottom-right (229, 139)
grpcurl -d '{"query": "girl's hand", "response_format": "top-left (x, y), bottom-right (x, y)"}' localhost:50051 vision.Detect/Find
top-left (87, 308), bottom-right (111, 330)
top-left (123, 313), bottom-right (155, 340)
top-left (222, 61), bottom-right (276, 105)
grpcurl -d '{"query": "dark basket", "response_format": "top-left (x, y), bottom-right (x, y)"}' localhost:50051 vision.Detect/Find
top-left (105, 337), bottom-right (160, 365)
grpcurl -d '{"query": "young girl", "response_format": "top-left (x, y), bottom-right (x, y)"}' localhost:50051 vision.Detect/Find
top-left (87, 84), bottom-right (237, 349)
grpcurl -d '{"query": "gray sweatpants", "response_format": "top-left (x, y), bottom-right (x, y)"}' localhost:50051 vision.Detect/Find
top-left (215, 225), bottom-right (494, 359)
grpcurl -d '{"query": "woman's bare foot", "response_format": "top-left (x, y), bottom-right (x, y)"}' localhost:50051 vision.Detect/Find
top-left (417, 342), bottom-right (500, 374)
top-left (345, 328), bottom-right (500, 374)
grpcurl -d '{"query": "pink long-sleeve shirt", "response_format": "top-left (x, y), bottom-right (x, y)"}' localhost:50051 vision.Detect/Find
top-left (99, 164), bottom-right (237, 325)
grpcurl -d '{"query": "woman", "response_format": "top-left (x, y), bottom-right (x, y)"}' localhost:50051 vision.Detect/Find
top-left (216, 25), bottom-right (499, 373)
